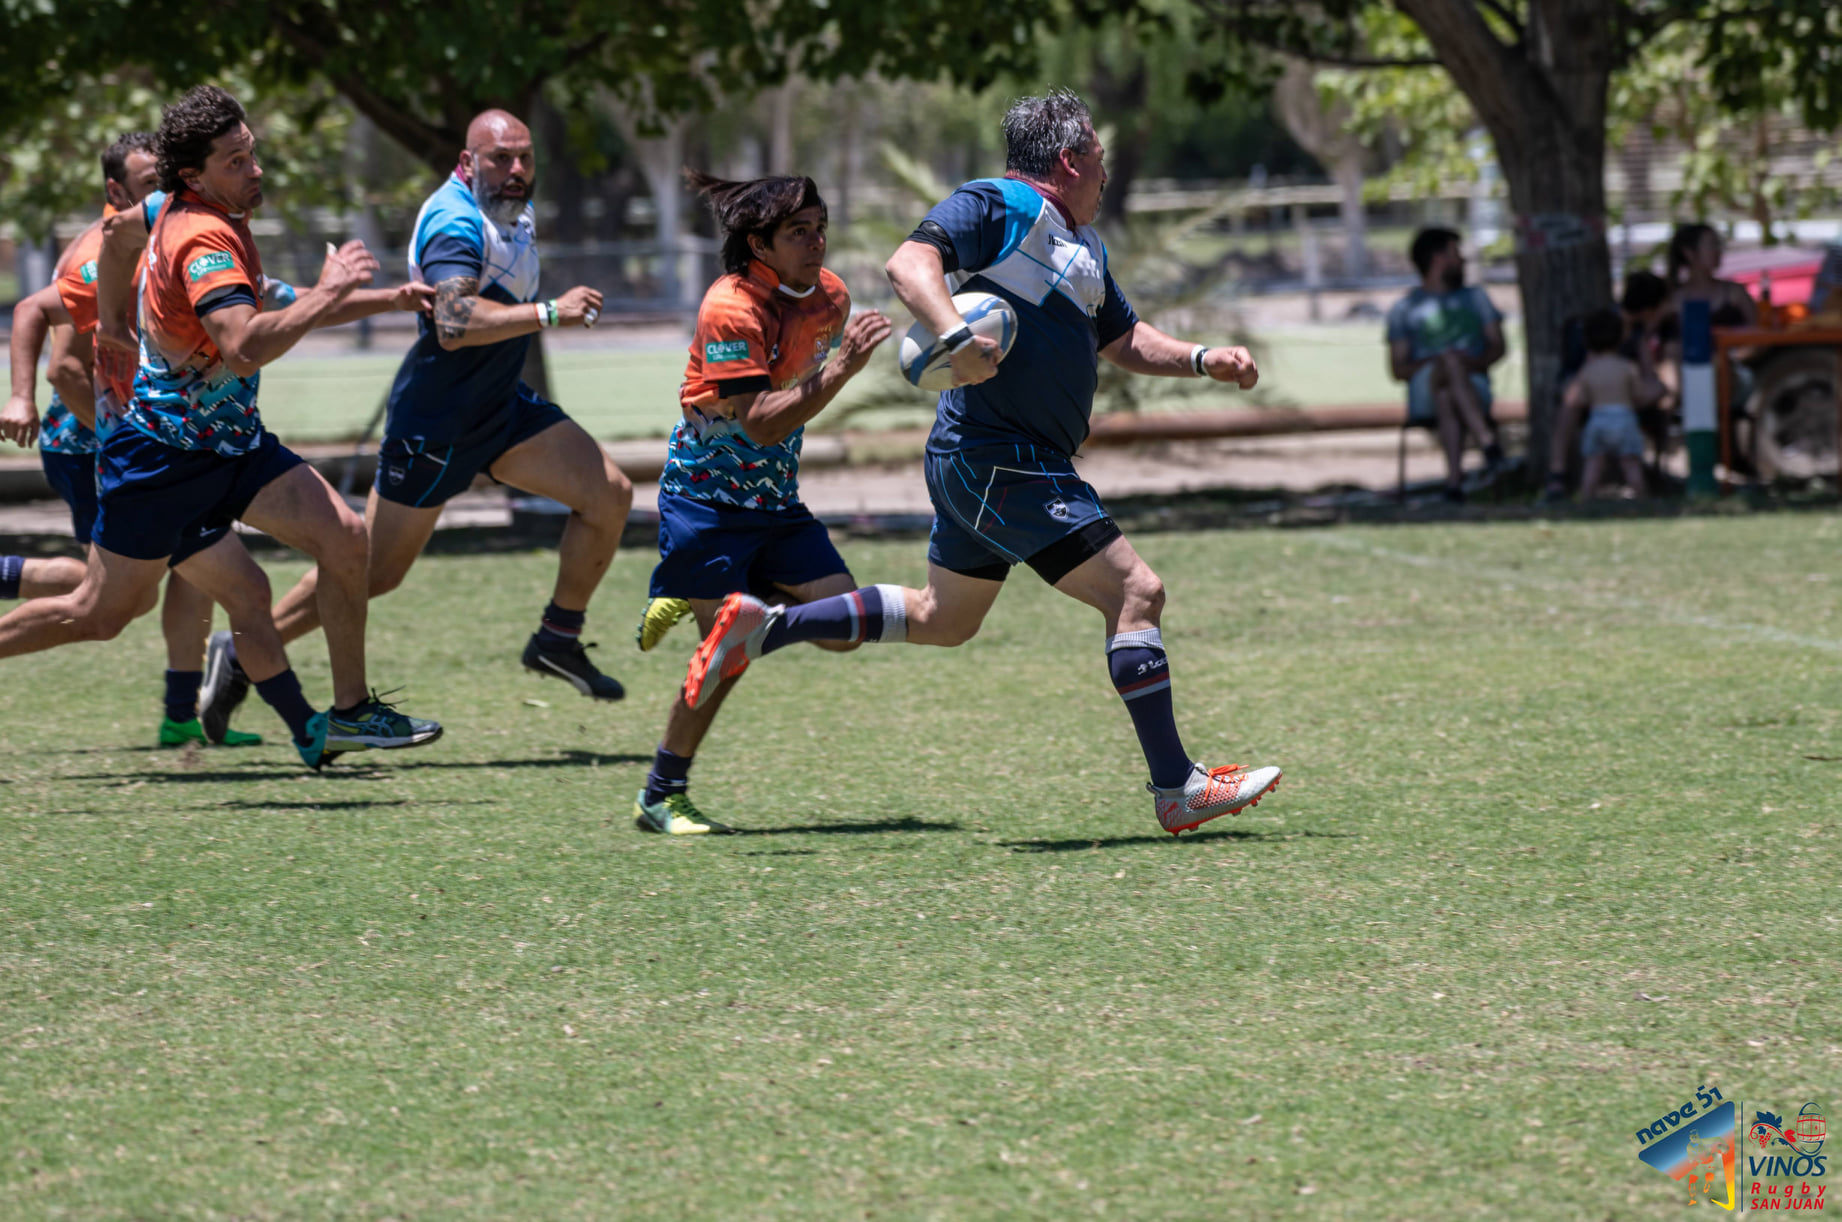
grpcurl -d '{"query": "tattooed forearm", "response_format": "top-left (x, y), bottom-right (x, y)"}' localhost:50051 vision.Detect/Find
top-left (434, 276), bottom-right (480, 343)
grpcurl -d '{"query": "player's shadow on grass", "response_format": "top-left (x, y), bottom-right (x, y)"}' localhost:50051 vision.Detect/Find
top-left (739, 817), bottom-right (960, 836)
top-left (62, 750), bottom-right (649, 784)
top-left (1000, 829), bottom-right (1357, 852)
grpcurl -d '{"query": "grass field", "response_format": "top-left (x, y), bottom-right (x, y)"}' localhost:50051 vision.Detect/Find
top-left (3, 515), bottom-right (1838, 1218)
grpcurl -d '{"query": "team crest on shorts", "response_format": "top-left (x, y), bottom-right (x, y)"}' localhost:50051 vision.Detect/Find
top-left (1046, 497), bottom-right (1071, 520)
top-left (386, 465), bottom-right (406, 486)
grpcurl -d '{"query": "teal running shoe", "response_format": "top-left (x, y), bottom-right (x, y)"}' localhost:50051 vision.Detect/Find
top-left (325, 691), bottom-right (443, 753)
top-left (296, 711), bottom-right (333, 770)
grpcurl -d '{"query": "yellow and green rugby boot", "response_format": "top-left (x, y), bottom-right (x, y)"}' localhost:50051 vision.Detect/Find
top-left (633, 789), bottom-right (735, 835)
top-left (635, 597), bottom-right (693, 653)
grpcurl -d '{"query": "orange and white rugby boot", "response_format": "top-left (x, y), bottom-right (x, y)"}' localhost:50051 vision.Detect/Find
top-left (1150, 763), bottom-right (1282, 835)
top-left (682, 593), bottom-right (784, 710)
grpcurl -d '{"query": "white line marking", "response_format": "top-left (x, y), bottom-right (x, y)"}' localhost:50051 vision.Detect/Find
top-left (1308, 533), bottom-right (1842, 654)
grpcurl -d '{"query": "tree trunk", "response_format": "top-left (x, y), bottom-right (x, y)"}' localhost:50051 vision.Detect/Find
top-left (1397, 0), bottom-right (1618, 483)
top-left (1334, 152), bottom-right (1367, 279)
top-left (1089, 57), bottom-right (1149, 226)
top-left (768, 81), bottom-right (796, 175)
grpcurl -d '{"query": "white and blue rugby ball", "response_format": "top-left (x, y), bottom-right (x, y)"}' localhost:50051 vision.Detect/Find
top-left (898, 291), bottom-right (1018, 392)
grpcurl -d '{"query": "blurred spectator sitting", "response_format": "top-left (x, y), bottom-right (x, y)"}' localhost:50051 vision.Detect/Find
top-left (1567, 307), bottom-right (1662, 499)
top-left (1387, 227), bottom-right (1508, 502)
top-left (1546, 270), bottom-right (1671, 498)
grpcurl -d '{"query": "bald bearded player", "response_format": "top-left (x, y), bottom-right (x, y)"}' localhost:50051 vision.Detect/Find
top-left (241, 109), bottom-right (634, 719)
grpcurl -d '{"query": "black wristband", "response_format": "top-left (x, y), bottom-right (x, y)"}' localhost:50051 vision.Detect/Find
top-left (941, 325), bottom-right (975, 354)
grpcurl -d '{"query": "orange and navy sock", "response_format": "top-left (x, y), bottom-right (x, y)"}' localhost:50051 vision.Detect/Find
top-left (537, 601), bottom-right (586, 650)
top-left (761, 584), bottom-right (907, 653)
top-left (1107, 628), bottom-right (1191, 789)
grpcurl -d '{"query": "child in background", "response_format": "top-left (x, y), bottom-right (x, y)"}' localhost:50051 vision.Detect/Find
top-left (1569, 307), bottom-right (1654, 498)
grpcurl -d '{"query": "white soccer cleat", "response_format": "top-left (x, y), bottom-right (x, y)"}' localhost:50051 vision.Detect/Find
top-left (681, 593), bottom-right (784, 710)
top-left (1150, 762), bottom-right (1282, 835)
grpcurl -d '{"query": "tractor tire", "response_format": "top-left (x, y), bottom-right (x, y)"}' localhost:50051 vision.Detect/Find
top-left (1749, 348), bottom-right (1839, 482)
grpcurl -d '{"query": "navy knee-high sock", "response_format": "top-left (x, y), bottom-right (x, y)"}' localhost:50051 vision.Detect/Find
top-left (759, 584), bottom-right (908, 654)
top-left (253, 669), bottom-right (317, 744)
top-left (1107, 628), bottom-right (1192, 790)
top-left (0, 555), bottom-right (22, 600)
top-left (165, 670), bottom-right (203, 723)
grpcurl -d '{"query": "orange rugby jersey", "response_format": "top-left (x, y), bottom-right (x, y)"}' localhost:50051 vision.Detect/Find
top-left (40, 216), bottom-right (112, 455)
top-left (124, 189), bottom-right (269, 456)
top-left (54, 191), bottom-right (169, 410)
top-left (662, 262), bottom-right (850, 510)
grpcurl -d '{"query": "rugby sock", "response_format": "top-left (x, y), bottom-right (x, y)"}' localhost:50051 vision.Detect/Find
top-left (254, 669), bottom-right (317, 744)
top-left (164, 670), bottom-right (204, 724)
top-left (1106, 628), bottom-right (1192, 790)
top-left (536, 601), bottom-right (586, 650)
top-left (760, 585), bottom-right (908, 654)
top-left (644, 747), bottom-right (694, 806)
top-left (0, 555), bottom-right (21, 600)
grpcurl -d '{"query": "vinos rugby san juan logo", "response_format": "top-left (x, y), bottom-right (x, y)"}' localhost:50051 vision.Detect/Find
top-left (1634, 1088), bottom-right (1827, 1211)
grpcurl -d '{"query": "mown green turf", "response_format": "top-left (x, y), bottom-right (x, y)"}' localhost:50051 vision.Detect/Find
top-left (3, 516), bottom-right (1838, 1219)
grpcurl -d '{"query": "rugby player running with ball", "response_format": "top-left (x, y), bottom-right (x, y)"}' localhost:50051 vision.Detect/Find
top-left (679, 90), bottom-right (1281, 835)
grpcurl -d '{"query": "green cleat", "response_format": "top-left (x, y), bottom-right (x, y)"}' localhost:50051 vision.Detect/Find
top-left (159, 717), bottom-right (263, 748)
top-left (634, 789), bottom-right (735, 835)
top-left (635, 597), bottom-right (693, 652)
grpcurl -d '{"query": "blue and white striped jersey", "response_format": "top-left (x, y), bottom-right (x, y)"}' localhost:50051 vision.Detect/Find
top-left (911, 177), bottom-right (1138, 457)
top-left (385, 173), bottom-right (542, 445)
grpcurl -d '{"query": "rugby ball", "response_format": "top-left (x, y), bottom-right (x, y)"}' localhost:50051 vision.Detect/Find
top-left (898, 292), bottom-right (1017, 392)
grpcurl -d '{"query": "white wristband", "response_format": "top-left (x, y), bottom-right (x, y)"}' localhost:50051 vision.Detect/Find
top-left (1191, 345), bottom-right (1210, 377)
top-left (535, 302), bottom-right (549, 328)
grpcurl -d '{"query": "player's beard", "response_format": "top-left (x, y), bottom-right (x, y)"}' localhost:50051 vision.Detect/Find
top-left (474, 175), bottom-right (532, 227)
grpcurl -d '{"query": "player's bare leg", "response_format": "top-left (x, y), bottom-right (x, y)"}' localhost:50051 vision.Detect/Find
top-left (4, 555), bottom-right (87, 599)
top-left (270, 488), bottom-right (442, 644)
top-left (242, 464), bottom-right (371, 708)
top-left (174, 535), bottom-right (342, 764)
top-left (489, 420), bottom-right (634, 700)
top-left (1054, 535), bottom-right (1280, 835)
top-left (0, 546), bottom-right (163, 657)
top-left (173, 539), bottom-right (290, 687)
top-left (640, 574), bottom-right (856, 836)
top-left (242, 464), bottom-right (441, 755)
top-left (156, 570), bottom-right (262, 747)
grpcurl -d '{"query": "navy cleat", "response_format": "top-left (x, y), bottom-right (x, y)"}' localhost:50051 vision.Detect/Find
top-left (198, 629), bottom-right (251, 745)
top-left (522, 633), bottom-right (625, 700)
